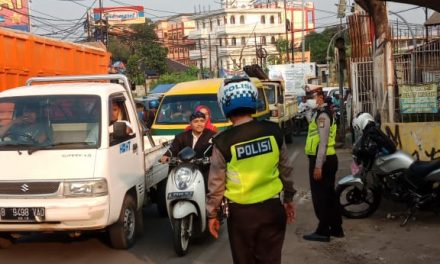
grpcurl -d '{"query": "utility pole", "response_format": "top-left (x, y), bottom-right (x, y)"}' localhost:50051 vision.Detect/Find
top-left (208, 34), bottom-right (212, 77)
top-left (425, 7), bottom-right (429, 42)
top-left (254, 33), bottom-right (258, 66)
top-left (283, 0), bottom-right (290, 63)
top-left (301, 0), bottom-right (305, 63)
top-left (198, 38), bottom-right (204, 79)
top-left (216, 44), bottom-right (219, 77)
top-left (336, 37), bottom-right (346, 143)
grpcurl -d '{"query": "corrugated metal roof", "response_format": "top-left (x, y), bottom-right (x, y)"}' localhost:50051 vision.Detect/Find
top-left (380, 0), bottom-right (440, 13)
top-left (426, 12), bottom-right (440, 26)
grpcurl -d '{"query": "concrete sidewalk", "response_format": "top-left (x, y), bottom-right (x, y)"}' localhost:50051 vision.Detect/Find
top-left (282, 144), bottom-right (440, 264)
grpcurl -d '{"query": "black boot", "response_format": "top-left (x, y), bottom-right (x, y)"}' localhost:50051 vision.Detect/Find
top-left (303, 232), bottom-right (330, 242)
top-left (330, 227), bottom-right (345, 238)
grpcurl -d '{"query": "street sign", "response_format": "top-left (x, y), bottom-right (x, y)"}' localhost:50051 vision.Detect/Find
top-left (337, 0), bottom-right (346, 18)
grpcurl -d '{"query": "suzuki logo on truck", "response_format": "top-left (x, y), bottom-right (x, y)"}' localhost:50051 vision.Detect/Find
top-left (20, 184), bottom-right (30, 193)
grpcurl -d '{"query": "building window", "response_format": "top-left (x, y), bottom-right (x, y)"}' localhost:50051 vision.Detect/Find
top-left (224, 16), bottom-right (227, 24)
top-left (231, 37), bottom-right (236, 46)
top-left (242, 58), bottom-right (246, 66)
top-left (270, 15), bottom-right (275, 24)
top-left (278, 13), bottom-right (282, 24)
top-left (240, 15), bottom-right (245, 24)
top-left (196, 21), bottom-right (199, 30)
top-left (203, 22), bottom-right (205, 29)
top-left (232, 59), bottom-right (237, 67)
top-left (210, 20), bottom-right (213, 31)
top-left (225, 38), bottom-right (228, 45)
top-left (217, 18), bottom-right (221, 26)
top-left (164, 33), bottom-right (168, 38)
top-left (230, 15), bottom-right (235, 24)
top-left (241, 37), bottom-right (246, 45)
top-left (261, 36), bottom-right (266, 45)
top-left (219, 38), bottom-right (223, 46)
top-left (261, 15), bottom-right (266, 24)
top-left (271, 36), bottom-right (276, 44)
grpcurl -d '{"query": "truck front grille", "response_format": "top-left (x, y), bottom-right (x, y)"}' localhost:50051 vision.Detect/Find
top-left (0, 182), bottom-right (60, 195)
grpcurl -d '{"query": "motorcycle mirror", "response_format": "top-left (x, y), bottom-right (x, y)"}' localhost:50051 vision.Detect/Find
top-left (203, 144), bottom-right (213, 157)
top-left (374, 113), bottom-right (382, 128)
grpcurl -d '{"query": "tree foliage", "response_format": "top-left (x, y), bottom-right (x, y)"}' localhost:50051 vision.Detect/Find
top-left (154, 66), bottom-right (199, 86)
top-left (107, 19), bottom-right (168, 85)
top-left (275, 39), bottom-right (289, 63)
top-left (107, 36), bottom-right (130, 62)
top-left (304, 27), bottom-right (340, 64)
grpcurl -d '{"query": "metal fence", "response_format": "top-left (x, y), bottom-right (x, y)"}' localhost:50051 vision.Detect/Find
top-left (350, 57), bottom-right (374, 116)
top-left (393, 39), bottom-right (440, 123)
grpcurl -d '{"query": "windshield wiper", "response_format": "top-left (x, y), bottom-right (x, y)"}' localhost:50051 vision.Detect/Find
top-left (27, 142), bottom-right (90, 155)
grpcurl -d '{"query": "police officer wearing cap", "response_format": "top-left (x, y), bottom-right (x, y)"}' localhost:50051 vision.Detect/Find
top-left (206, 77), bottom-right (296, 264)
top-left (303, 90), bottom-right (343, 242)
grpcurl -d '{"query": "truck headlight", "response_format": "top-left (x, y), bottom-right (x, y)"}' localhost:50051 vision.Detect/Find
top-left (173, 167), bottom-right (194, 190)
top-left (63, 179), bottom-right (108, 197)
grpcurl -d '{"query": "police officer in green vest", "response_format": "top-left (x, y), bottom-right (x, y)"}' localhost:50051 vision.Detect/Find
top-left (206, 77), bottom-right (296, 264)
top-left (303, 90), bottom-right (343, 242)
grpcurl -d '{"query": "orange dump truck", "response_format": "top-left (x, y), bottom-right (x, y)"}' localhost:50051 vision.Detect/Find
top-left (0, 27), bottom-right (111, 125)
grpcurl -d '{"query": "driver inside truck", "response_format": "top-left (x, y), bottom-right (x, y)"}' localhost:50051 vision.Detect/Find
top-left (0, 104), bottom-right (50, 144)
top-left (85, 101), bottom-right (133, 145)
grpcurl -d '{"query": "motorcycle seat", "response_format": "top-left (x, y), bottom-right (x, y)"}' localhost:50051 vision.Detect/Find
top-left (409, 159), bottom-right (440, 178)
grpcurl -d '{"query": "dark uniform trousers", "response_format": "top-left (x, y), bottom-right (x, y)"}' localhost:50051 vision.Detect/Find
top-left (308, 154), bottom-right (342, 235)
top-left (227, 198), bottom-right (286, 264)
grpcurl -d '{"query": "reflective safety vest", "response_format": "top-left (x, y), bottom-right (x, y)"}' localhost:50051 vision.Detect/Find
top-left (305, 110), bottom-right (336, 156)
top-left (213, 120), bottom-right (283, 204)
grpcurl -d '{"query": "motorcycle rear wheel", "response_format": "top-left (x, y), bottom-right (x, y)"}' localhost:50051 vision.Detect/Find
top-left (172, 214), bottom-right (193, 256)
top-left (336, 185), bottom-right (381, 219)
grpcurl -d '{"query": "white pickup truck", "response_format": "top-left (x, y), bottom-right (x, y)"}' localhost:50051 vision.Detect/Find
top-left (0, 75), bottom-right (169, 249)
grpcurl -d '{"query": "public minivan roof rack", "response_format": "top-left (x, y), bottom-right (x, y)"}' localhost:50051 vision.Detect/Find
top-left (25, 74), bottom-right (134, 107)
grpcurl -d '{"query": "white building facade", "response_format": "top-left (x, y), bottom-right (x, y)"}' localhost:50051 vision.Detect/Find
top-left (188, 0), bottom-right (315, 73)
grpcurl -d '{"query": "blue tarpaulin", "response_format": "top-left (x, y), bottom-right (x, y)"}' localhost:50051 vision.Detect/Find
top-left (149, 83), bottom-right (175, 94)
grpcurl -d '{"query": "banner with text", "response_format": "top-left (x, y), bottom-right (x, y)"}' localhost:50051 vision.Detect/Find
top-left (0, 0), bottom-right (30, 32)
top-left (93, 6), bottom-right (145, 26)
top-left (267, 63), bottom-right (316, 96)
top-left (399, 83), bottom-right (438, 114)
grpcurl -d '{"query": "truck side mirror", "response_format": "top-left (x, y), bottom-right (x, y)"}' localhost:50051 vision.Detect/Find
top-left (113, 121), bottom-right (128, 140)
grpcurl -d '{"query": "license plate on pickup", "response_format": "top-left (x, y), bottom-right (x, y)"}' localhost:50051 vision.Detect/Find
top-left (167, 191), bottom-right (194, 200)
top-left (0, 207), bottom-right (45, 222)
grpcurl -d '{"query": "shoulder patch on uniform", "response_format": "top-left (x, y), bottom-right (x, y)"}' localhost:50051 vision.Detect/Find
top-left (318, 117), bottom-right (325, 128)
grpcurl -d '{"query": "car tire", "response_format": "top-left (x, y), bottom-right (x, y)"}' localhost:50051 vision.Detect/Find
top-left (156, 179), bottom-right (168, 218)
top-left (108, 194), bottom-right (137, 249)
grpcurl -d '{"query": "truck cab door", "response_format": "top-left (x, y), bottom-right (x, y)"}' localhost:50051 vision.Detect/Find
top-left (107, 95), bottom-right (144, 198)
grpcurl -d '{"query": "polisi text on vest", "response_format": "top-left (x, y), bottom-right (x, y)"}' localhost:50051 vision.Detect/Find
top-left (235, 138), bottom-right (272, 160)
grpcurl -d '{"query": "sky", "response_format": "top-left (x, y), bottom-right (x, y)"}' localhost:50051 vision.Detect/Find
top-left (28, 0), bottom-right (433, 41)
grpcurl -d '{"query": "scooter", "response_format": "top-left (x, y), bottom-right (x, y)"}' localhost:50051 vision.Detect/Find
top-left (165, 146), bottom-right (211, 256)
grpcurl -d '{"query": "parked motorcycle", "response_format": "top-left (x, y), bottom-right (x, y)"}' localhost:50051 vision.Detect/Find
top-left (165, 146), bottom-right (211, 256)
top-left (336, 113), bottom-right (440, 226)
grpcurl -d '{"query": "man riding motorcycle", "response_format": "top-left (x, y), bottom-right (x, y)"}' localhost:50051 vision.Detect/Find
top-left (160, 111), bottom-right (216, 186)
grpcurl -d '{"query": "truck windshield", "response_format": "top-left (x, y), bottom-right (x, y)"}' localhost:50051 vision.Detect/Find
top-left (0, 95), bottom-right (101, 150)
top-left (264, 84), bottom-right (276, 104)
top-left (156, 94), bottom-right (227, 125)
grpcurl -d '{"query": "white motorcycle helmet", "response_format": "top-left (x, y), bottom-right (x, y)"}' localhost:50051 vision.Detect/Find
top-left (218, 77), bottom-right (258, 118)
top-left (352, 112), bottom-right (374, 132)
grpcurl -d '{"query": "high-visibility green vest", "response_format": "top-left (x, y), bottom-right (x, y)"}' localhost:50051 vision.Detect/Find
top-left (225, 135), bottom-right (283, 204)
top-left (213, 120), bottom-right (284, 205)
top-left (305, 111), bottom-right (336, 156)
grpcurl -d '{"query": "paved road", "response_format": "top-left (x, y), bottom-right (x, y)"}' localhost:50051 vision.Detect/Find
top-left (2, 136), bottom-right (440, 264)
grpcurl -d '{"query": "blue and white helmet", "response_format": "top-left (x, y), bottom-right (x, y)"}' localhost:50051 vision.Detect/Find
top-left (218, 77), bottom-right (258, 118)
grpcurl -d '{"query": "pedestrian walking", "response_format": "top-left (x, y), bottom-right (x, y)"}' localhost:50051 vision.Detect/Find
top-left (303, 90), bottom-right (344, 242)
top-left (206, 77), bottom-right (296, 264)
